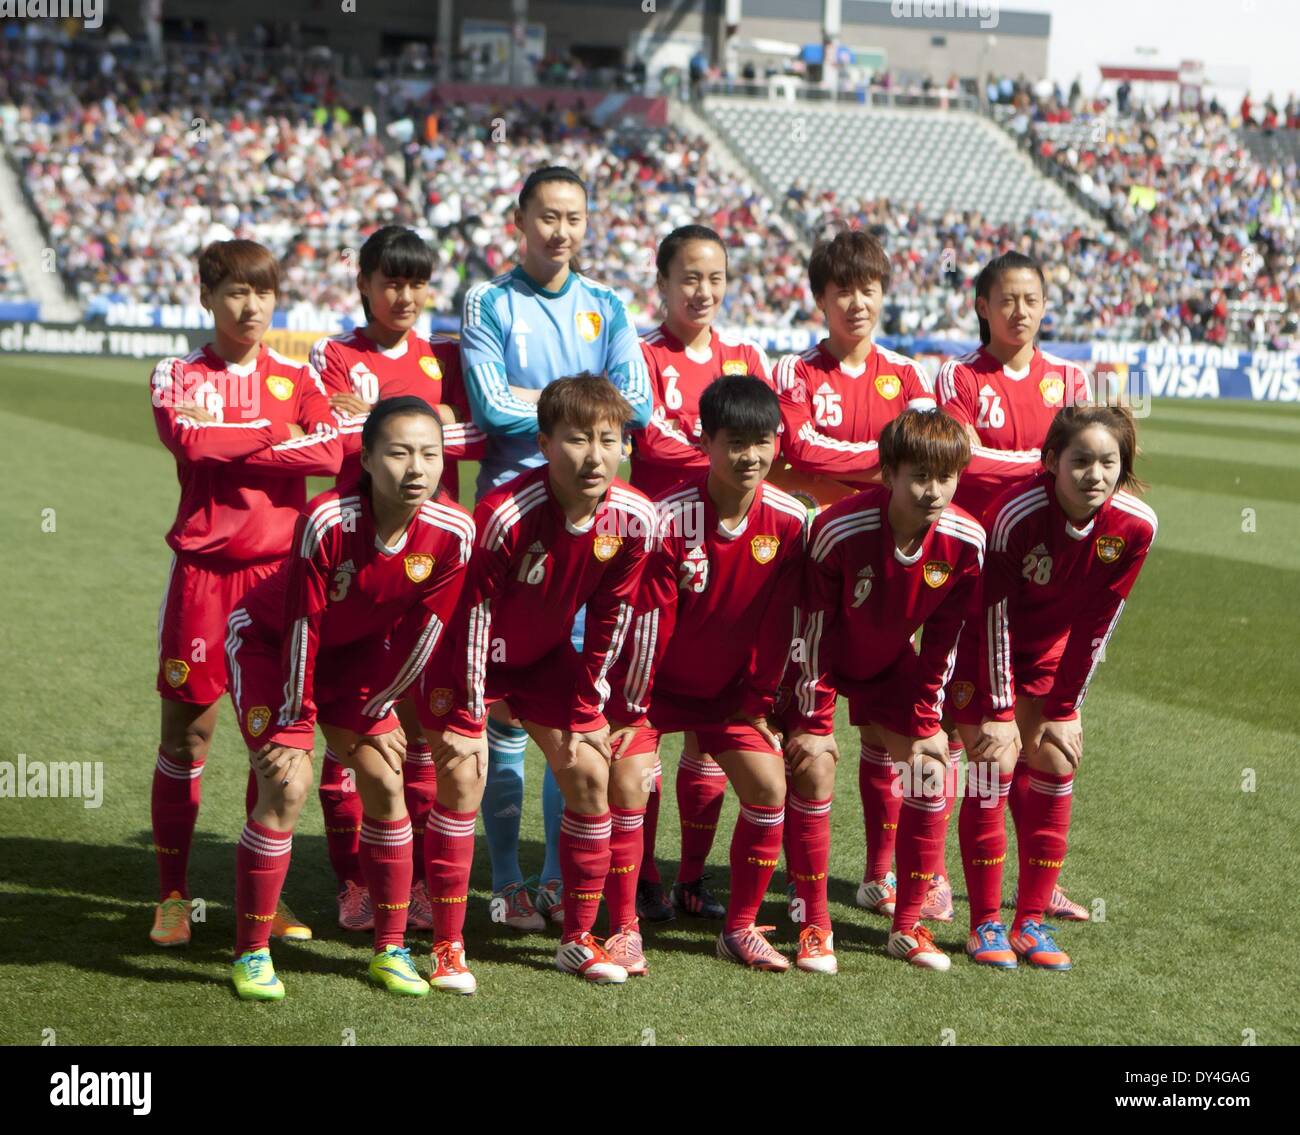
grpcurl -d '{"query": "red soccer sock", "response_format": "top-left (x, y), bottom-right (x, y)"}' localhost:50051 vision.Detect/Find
top-left (934, 743), bottom-right (963, 878)
top-left (1007, 753), bottom-right (1031, 829)
top-left (677, 752), bottom-right (727, 884)
top-left (892, 776), bottom-right (955, 934)
top-left (318, 748), bottom-right (362, 887)
top-left (606, 805), bottom-right (647, 934)
top-left (402, 741), bottom-right (437, 876)
top-left (784, 791), bottom-right (833, 932)
top-left (234, 819), bottom-right (293, 955)
top-left (151, 748), bottom-right (204, 900)
top-left (559, 809), bottom-right (612, 943)
top-left (359, 815), bottom-right (413, 951)
top-left (425, 802), bottom-right (476, 943)
top-left (859, 742), bottom-right (902, 882)
top-left (727, 801), bottom-right (785, 933)
top-left (1013, 769), bottom-right (1074, 933)
top-left (959, 766), bottom-right (1011, 928)
top-left (640, 760), bottom-right (663, 886)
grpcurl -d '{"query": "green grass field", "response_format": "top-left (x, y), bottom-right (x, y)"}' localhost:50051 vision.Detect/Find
top-left (1, 354), bottom-right (1297, 1046)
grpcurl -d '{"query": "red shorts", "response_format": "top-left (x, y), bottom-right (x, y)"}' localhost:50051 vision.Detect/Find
top-left (225, 619), bottom-right (399, 750)
top-left (418, 644), bottom-right (594, 734)
top-left (614, 690), bottom-right (783, 761)
top-left (157, 554), bottom-right (281, 705)
top-left (944, 638), bottom-right (1061, 725)
top-left (842, 668), bottom-right (924, 738)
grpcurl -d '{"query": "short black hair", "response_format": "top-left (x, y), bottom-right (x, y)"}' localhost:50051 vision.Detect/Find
top-left (698, 374), bottom-right (780, 440)
top-left (656, 224), bottom-right (728, 278)
top-left (357, 226), bottom-right (434, 321)
top-left (360, 395), bottom-right (442, 453)
top-left (974, 251), bottom-right (1046, 345)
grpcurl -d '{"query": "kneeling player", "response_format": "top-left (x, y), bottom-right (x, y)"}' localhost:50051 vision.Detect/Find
top-left (224, 397), bottom-right (472, 1000)
top-left (417, 375), bottom-right (653, 988)
top-left (605, 375), bottom-right (807, 973)
top-left (784, 409), bottom-right (984, 971)
top-left (952, 405), bottom-right (1155, 970)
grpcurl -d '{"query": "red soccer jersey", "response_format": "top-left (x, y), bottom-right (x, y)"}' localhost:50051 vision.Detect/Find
top-left (775, 340), bottom-right (936, 477)
top-left (425, 465), bottom-right (657, 735)
top-left (980, 472), bottom-right (1157, 722)
top-left (793, 484), bottom-right (985, 737)
top-left (937, 346), bottom-right (1092, 521)
top-left (610, 472), bottom-right (808, 726)
top-left (239, 486), bottom-right (475, 747)
top-left (632, 323), bottom-right (773, 498)
top-left (311, 328), bottom-right (487, 500)
top-left (150, 344), bottom-right (343, 566)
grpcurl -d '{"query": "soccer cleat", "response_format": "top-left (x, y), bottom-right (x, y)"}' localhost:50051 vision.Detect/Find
top-left (494, 881), bottom-right (545, 932)
top-left (856, 872), bottom-right (897, 916)
top-left (149, 891), bottom-right (192, 947)
top-left (672, 877), bottom-right (726, 919)
top-left (635, 879), bottom-right (675, 923)
top-left (921, 874), bottom-right (955, 922)
top-left (604, 926), bottom-right (648, 976)
top-left (270, 899), bottom-right (312, 941)
top-left (408, 879), bottom-right (433, 932)
top-left (368, 945), bottom-right (430, 996)
top-left (337, 880), bottom-right (374, 932)
top-left (1009, 921), bottom-right (1072, 970)
top-left (429, 939), bottom-right (477, 995)
top-left (231, 949), bottom-right (285, 1001)
top-left (535, 879), bottom-right (565, 925)
top-left (555, 932), bottom-right (628, 984)
top-left (796, 925), bottom-right (838, 974)
top-left (886, 923), bottom-right (952, 971)
top-left (965, 921), bottom-right (1019, 968)
top-left (716, 924), bottom-right (790, 972)
top-left (1029, 883), bottom-right (1090, 922)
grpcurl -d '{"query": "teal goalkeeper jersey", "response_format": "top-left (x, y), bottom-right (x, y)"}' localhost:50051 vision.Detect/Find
top-left (460, 265), bottom-right (652, 491)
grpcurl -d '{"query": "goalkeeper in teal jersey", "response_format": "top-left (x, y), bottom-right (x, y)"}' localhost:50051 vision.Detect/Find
top-left (458, 166), bottom-right (652, 929)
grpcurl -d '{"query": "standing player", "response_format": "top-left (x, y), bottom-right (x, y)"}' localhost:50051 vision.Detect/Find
top-left (459, 166), bottom-right (652, 930)
top-left (932, 251), bottom-right (1093, 925)
top-left (148, 239), bottom-right (341, 947)
top-left (417, 376), bottom-right (654, 988)
top-left (952, 405), bottom-right (1155, 970)
top-left (783, 410), bottom-right (984, 972)
top-left (605, 375), bottom-right (806, 974)
top-left (224, 397), bottom-right (473, 1000)
top-left (311, 226), bottom-right (486, 934)
top-left (632, 225), bottom-right (774, 924)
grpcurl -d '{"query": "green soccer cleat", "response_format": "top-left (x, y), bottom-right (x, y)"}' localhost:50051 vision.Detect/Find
top-left (231, 949), bottom-right (285, 1002)
top-left (368, 945), bottom-right (429, 997)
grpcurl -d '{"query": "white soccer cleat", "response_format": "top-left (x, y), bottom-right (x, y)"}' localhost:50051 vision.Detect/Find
top-left (887, 924), bottom-right (952, 971)
top-left (554, 932), bottom-right (628, 984)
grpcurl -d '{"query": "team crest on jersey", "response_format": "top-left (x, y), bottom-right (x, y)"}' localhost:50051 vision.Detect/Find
top-left (951, 681), bottom-right (975, 709)
top-left (265, 375), bottom-right (295, 402)
top-left (922, 560), bottom-right (952, 588)
top-left (1040, 374), bottom-right (1066, 406)
top-left (246, 706), bottom-right (271, 737)
top-left (751, 535), bottom-right (780, 565)
top-left (575, 311), bottom-right (602, 342)
top-left (1095, 535), bottom-right (1125, 564)
top-left (404, 553), bottom-right (435, 583)
top-left (722, 360), bottom-right (748, 376)
top-left (163, 659), bottom-right (190, 689)
top-left (593, 534), bottom-right (622, 562)
top-left (419, 356), bottom-right (443, 381)
top-left (874, 373), bottom-right (901, 400)
top-left (428, 687), bottom-right (452, 716)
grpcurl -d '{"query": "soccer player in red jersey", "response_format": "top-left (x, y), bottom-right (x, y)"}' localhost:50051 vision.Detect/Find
top-left (224, 397), bottom-right (473, 1000)
top-left (931, 252), bottom-right (1094, 925)
top-left (604, 375), bottom-right (807, 974)
top-left (772, 229), bottom-right (935, 498)
top-left (952, 405), bottom-right (1156, 971)
top-left (311, 226), bottom-right (487, 935)
top-left (148, 240), bottom-right (342, 948)
top-left (632, 225), bottom-right (774, 924)
top-left (416, 375), bottom-right (655, 988)
top-left (783, 410), bottom-right (985, 973)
